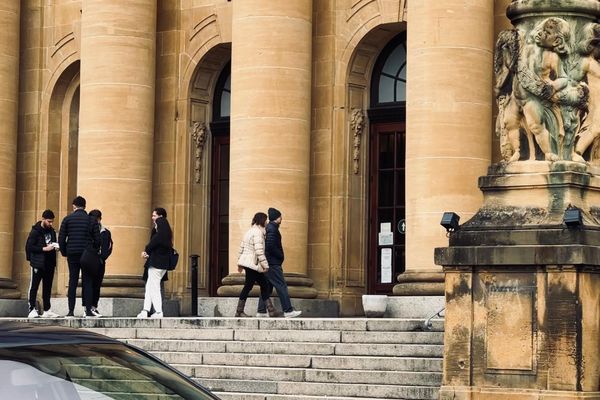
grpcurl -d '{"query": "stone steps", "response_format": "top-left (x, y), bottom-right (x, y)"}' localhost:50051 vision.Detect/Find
top-left (199, 379), bottom-right (438, 399)
top-left (17, 317), bottom-right (444, 400)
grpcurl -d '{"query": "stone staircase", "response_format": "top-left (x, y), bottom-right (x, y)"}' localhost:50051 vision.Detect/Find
top-left (78, 317), bottom-right (443, 400)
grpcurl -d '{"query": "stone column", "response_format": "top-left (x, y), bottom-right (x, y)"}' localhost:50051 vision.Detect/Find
top-left (397, 0), bottom-right (494, 295)
top-left (79, 0), bottom-right (156, 296)
top-left (220, 1), bottom-right (316, 298)
top-left (0, 2), bottom-right (20, 299)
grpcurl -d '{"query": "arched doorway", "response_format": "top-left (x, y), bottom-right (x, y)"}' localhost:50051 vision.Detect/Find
top-left (367, 33), bottom-right (407, 294)
top-left (209, 63), bottom-right (230, 296)
top-left (45, 61), bottom-right (81, 296)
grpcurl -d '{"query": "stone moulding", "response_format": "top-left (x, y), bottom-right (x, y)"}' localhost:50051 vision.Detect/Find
top-left (191, 121), bottom-right (207, 183)
top-left (350, 108), bottom-right (364, 174)
top-left (507, 0), bottom-right (600, 21)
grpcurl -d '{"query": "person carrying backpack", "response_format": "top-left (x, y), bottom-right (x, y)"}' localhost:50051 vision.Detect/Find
top-left (88, 209), bottom-right (113, 317)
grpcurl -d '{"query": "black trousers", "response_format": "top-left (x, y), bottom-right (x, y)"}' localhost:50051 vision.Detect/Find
top-left (28, 266), bottom-right (55, 311)
top-left (257, 264), bottom-right (293, 313)
top-left (239, 267), bottom-right (272, 302)
top-left (67, 255), bottom-right (93, 313)
top-left (92, 261), bottom-right (106, 308)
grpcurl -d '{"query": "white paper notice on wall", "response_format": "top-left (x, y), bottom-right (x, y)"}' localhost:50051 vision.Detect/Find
top-left (381, 248), bottom-right (392, 283)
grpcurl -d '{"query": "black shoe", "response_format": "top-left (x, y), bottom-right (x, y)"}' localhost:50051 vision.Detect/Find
top-left (65, 312), bottom-right (75, 319)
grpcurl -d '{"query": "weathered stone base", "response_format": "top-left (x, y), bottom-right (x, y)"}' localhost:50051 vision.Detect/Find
top-left (393, 271), bottom-right (445, 295)
top-left (196, 297), bottom-right (339, 317)
top-left (386, 296), bottom-right (445, 318)
top-left (216, 272), bottom-right (318, 298)
top-left (0, 299), bottom-right (29, 317)
top-left (49, 297), bottom-right (180, 317)
top-left (440, 386), bottom-right (600, 399)
top-left (0, 278), bottom-right (21, 299)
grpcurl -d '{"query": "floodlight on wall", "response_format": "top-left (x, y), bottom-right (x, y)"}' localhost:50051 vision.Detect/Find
top-left (563, 205), bottom-right (583, 228)
top-left (440, 212), bottom-right (460, 233)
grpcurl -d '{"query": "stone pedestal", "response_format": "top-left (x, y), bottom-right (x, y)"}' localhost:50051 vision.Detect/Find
top-left (217, 272), bottom-right (317, 298)
top-left (435, 163), bottom-right (600, 399)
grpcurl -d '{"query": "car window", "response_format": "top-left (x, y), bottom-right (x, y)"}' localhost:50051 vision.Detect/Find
top-left (0, 343), bottom-right (216, 400)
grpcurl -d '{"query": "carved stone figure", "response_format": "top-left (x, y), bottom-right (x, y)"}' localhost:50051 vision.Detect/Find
top-left (350, 108), bottom-right (364, 174)
top-left (191, 121), bottom-right (207, 183)
top-left (495, 17), bottom-right (575, 162)
top-left (573, 23), bottom-right (600, 163)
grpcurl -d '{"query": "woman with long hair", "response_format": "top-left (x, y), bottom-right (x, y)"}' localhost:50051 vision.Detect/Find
top-left (137, 207), bottom-right (172, 319)
top-left (235, 212), bottom-right (277, 317)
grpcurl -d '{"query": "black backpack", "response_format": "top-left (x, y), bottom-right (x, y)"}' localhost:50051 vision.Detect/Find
top-left (102, 229), bottom-right (114, 260)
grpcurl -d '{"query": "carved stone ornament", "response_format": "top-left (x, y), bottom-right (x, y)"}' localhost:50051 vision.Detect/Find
top-left (350, 108), bottom-right (365, 174)
top-left (191, 121), bottom-right (207, 183)
top-left (494, 0), bottom-right (600, 163)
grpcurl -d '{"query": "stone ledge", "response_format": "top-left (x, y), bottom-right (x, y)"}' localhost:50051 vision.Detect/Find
top-left (196, 297), bottom-right (339, 318)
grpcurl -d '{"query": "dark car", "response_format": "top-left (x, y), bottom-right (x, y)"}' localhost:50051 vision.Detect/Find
top-left (0, 321), bottom-right (220, 399)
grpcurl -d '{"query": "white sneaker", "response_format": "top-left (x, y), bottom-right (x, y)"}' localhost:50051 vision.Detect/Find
top-left (27, 309), bottom-right (39, 318)
top-left (284, 310), bottom-right (302, 318)
top-left (41, 310), bottom-right (61, 318)
top-left (91, 308), bottom-right (103, 317)
top-left (256, 312), bottom-right (269, 318)
top-left (136, 310), bottom-right (149, 319)
top-left (150, 312), bottom-right (163, 319)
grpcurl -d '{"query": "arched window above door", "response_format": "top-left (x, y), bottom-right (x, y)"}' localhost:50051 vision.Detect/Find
top-left (213, 62), bottom-right (231, 121)
top-left (371, 33), bottom-right (407, 109)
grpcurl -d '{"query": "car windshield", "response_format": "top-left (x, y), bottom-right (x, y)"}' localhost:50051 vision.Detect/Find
top-left (0, 343), bottom-right (216, 400)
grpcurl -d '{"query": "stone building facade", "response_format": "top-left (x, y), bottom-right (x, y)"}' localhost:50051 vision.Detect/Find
top-left (0, 0), bottom-right (511, 316)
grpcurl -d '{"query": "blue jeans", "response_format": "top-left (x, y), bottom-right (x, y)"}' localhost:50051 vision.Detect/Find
top-left (257, 264), bottom-right (293, 313)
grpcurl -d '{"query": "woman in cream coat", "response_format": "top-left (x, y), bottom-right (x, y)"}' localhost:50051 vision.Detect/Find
top-left (235, 212), bottom-right (275, 317)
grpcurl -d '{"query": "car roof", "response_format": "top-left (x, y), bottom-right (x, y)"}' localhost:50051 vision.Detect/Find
top-left (0, 321), bottom-right (121, 348)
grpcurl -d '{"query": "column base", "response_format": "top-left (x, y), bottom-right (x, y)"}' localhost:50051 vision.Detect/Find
top-left (392, 271), bottom-right (444, 295)
top-left (93, 275), bottom-right (145, 298)
top-left (440, 386), bottom-right (600, 400)
top-left (196, 297), bottom-right (338, 317)
top-left (216, 272), bottom-right (318, 298)
top-left (49, 297), bottom-right (180, 317)
top-left (0, 278), bottom-right (20, 299)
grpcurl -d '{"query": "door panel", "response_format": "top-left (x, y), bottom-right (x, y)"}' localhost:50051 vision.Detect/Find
top-left (209, 136), bottom-right (230, 296)
top-left (368, 122), bottom-right (406, 294)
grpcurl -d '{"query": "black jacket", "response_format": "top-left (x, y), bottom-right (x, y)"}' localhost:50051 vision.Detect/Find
top-left (144, 217), bottom-right (173, 270)
top-left (58, 209), bottom-right (101, 257)
top-left (25, 221), bottom-right (57, 271)
top-left (265, 221), bottom-right (284, 266)
top-left (99, 227), bottom-right (113, 262)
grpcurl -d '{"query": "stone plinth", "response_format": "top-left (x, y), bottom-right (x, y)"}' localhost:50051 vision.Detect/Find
top-left (216, 272), bottom-right (318, 299)
top-left (435, 164), bottom-right (600, 399)
top-left (196, 297), bottom-right (339, 318)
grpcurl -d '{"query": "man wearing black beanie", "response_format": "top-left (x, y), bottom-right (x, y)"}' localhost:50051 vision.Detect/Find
top-left (257, 207), bottom-right (301, 318)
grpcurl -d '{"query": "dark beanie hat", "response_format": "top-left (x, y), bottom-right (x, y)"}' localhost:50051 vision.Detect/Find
top-left (268, 207), bottom-right (282, 221)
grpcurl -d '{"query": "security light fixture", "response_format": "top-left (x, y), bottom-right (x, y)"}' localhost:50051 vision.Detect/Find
top-left (563, 205), bottom-right (583, 228)
top-left (440, 212), bottom-right (460, 233)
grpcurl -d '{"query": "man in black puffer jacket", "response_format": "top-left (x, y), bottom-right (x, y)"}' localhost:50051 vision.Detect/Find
top-left (256, 208), bottom-right (301, 318)
top-left (58, 196), bottom-right (100, 318)
top-left (25, 209), bottom-right (60, 318)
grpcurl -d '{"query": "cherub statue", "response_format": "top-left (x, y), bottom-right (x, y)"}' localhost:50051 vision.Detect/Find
top-left (572, 23), bottom-right (600, 163)
top-left (495, 17), bottom-right (574, 162)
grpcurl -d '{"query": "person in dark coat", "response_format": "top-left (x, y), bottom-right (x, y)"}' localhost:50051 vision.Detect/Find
top-left (256, 207), bottom-right (301, 318)
top-left (88, 209), bottom-right (113, 317)
top-left (137, 207), bottom-right (173, 319)
top-left (58, 196), bottom-right (101, 318)
top-left (25, 209), bottom-right (60, 318)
